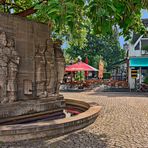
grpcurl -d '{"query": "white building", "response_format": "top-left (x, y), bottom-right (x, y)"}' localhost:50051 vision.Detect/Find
top-left (128, 27), bottom-right (148, 89)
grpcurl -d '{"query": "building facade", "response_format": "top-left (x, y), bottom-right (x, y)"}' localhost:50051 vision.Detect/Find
top-left (128, 20), bottom-right (148, 89)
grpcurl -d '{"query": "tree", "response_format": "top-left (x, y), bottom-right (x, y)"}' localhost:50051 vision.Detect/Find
top-left (0, 0), bottom-right (148, 43)
top-left (65, 33), bottom-right (125, 71)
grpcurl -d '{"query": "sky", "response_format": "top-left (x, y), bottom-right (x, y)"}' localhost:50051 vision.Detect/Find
top-left (119, 10), bottom-right (148, 48)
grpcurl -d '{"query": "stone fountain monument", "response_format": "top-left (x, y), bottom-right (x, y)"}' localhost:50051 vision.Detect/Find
top-left (0, 12), bottom-right (65, 121)
top-left (0, 12), bottom-right (101, 143)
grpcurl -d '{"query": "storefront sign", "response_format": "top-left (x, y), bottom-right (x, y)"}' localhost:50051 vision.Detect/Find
top-left (131, 69), bottom-right (137, 78)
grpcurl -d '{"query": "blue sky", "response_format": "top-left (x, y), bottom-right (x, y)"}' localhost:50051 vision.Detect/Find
top-left (142, 9), bottom-right (148, 18)
top-left (119, 10), bottom-right (148, 47)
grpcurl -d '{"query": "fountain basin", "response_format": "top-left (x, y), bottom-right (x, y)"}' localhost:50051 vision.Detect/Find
top-left (0, 99), bottom-right (101, 142)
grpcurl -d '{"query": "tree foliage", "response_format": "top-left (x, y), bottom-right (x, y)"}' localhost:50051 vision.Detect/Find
top-left (0, 0), bottom-right (148, 42)
top-left (65, 33), bottom-right (125, 71)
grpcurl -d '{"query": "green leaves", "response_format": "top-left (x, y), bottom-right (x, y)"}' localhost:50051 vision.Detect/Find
top-left (0, 0), bottom-right (148, 43)
top-left (86, 0), bottom-right (117, 35)
top-left (34, 0), bottom-right (87, 45)
top-left (65, 33), bottom-right (125, 70)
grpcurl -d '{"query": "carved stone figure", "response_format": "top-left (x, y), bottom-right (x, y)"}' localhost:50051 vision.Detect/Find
top-left (7, 39), bottom-right (20, 103)
top-left (35, 39), bottom-right (56, 98)
top-left (53, 39), bottom-right (65, 95)
top-left (35, 44), bottom-right (47, 98)
top-left (0, 32), bottom-right (9, 103)
top-left (34, 38), bottom-right (65, 98)
top-left (0, 32), bottom-right (19, 104)
top-left (46, 38), bottom-right (56, 96)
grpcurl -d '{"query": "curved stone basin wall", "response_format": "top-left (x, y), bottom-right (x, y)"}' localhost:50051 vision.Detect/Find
top-left (0, 99), bottom-right (101, 142)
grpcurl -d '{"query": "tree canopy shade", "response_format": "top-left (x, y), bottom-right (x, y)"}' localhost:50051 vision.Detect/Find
top-left (0, 0), bottom-right (148, 41)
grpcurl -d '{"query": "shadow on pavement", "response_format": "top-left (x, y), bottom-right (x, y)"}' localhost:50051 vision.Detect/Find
top-left (1, 131), bottom-right (108, 148)
top-left (48, 131), bottom-right (108, 148)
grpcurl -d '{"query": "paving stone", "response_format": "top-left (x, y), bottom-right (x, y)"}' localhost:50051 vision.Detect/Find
top-left (1, 91), bottom-right (148, 148)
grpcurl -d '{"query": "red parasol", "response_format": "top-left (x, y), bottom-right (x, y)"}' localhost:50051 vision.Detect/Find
top-left (65, 61), bottom-right (98, 72)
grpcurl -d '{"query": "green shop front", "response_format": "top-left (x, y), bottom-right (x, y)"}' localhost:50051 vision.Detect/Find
top-left (129, 57), bottom-right (148, 89)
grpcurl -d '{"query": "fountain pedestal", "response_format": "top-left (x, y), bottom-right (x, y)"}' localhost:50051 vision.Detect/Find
top-left (0, 95), bottom-right (65, 125)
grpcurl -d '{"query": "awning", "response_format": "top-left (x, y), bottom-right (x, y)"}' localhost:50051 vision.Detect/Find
top-left (129, 57), bottom-right (148, 67)
top-left (65, 61), bottom-right (98, 72)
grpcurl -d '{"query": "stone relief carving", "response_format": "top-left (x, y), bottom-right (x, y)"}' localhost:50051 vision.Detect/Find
top-left (0, 32), bottom-right (7, 104)
top-left (46, 38), bottom-right (56, 96)
top-left (34, 39), bottom-right (55, 98)
top-left (0, 32), bottom-right (64, 102)
top-left (0, 32), bottom-right (20, 104)
top-left (53, 39), bottom-right (65, 95)
top-left (35, 44), bottom-right (48, 98)
top-left (7, 39), bottom-right (20, 103)
top-left (34, 39), bottom-right (65, 98)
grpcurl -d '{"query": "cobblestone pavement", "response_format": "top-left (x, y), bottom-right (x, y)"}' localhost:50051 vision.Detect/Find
top-left (2, 91), bottom-right (148, 148)
top-left (48, 91), bottom-right (148, 148)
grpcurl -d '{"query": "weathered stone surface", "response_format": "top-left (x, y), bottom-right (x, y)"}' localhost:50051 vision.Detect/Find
top-left (0, 99), bottom-right (101, 142)
top-left (0, 95), bottom-right (65, 120)
top-left (53, 39), bottom-right (65, 95)
top-left (0, 12), bottom-right (65, 118)
top-left (0, 12), bottom-right (65, 103)
top-left (0, 32), bottom-right (19, 104)
top-left (0, 12), bottom-right (101, 148)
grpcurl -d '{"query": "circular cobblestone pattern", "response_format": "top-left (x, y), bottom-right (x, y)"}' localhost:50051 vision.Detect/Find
top-left (1, 91), bottom-right (148, 148)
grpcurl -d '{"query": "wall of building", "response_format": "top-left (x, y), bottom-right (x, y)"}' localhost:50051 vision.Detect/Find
top-left (128, 36), bottom-right (148, 89)
top-left (129, 45), bottom-right (141, 57)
